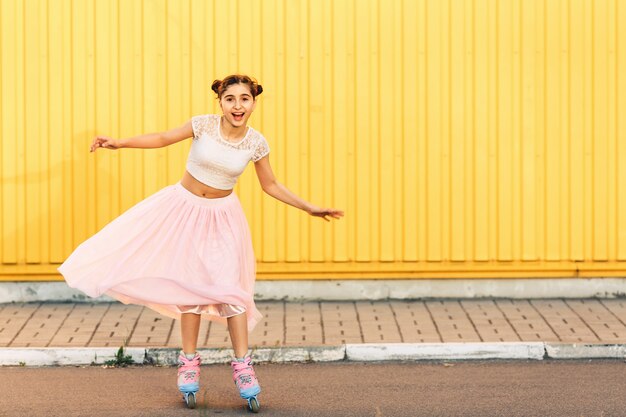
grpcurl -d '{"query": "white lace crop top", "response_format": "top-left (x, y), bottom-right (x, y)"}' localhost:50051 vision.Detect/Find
top-left (186, 114), bottom-right (270, 190)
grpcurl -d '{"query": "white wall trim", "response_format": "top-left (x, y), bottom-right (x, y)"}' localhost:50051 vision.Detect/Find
top-left (0, 278), bottom-right (625, 303)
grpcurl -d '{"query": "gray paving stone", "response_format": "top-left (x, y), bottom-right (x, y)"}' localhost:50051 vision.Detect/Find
top-left (1, 299), bottom-right (625, 352)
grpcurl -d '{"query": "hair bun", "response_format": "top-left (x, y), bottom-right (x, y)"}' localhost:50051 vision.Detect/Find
top-left (211, 75), bottom-right (263, 99)
top-left (211, 79), bottom-right (221, 95)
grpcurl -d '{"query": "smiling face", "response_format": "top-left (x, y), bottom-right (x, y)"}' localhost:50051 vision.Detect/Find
top-left (219, 83), bottom-right (257, 128)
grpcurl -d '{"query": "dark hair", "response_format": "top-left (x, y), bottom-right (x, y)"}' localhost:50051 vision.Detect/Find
top-left (211, 74), bottom-right (263, 100)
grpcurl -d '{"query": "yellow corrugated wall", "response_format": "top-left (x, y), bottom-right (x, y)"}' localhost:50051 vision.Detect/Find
top-left (1, 0), bottom-right (625, 281)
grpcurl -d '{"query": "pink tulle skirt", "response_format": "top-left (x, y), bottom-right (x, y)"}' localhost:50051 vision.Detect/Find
top-left (57, 180), bottom-right (263, 331)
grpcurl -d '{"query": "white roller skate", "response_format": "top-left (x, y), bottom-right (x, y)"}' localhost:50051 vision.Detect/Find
top-left (177, 351), bottom-right (201, 408)
top-left (231, 354), bottom-right (261, 413)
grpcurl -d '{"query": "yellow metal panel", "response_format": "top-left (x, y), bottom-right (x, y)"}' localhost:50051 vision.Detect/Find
top-left (70, 0), bottom-right (86, 248)
top-left (440, 0), bottom-right (451, 263)
top-left (534, 0), bottom-right (546, 261)
top-left (618, 0), bottom-right (626, 261)
top-left (61, 0), bottom-right (73, 259)
top-left (94, 0), bottom-right (115, 234)
top-left (331, 0), bottom-right (349, 262)
top-left (165, 0), bottom-right (190, 185)
top-left (1, 0), bottom-right (17, 263)
top-left (402, 0), bottom-right (418, 262)
top-left (392, 0), bottom-right (403, 262)
top-left (497, 0), bottom-right (513, 261)
top-left (558, 1), bottom-right (569, 262)
top-left (593, 0), bottom-right (609, 260)
top-left (118, 0), bottom-right (139, 215)
top-left (415, 0), bottom-right (428, 262)
top-left (285, 0), bottom-right (301, 262)
top-left (275, 0), bottom-right (287, 263)
top-left (241, 0), bottom-right (265, 260)
top-left (583, 0), bottom-right (594, 260)
top-left (346, 0), bottom-right (356, 263)
top-left (260, 0), bottom-right (278, 262)
top-left (38, 0), bottom-right (50, 264)
top-left (85, 0), bottom-right (97, 239)
top-left (521, 0), bottom-right (537, 261)
top-left (462, 0), bottom-right (475, 263)
top-left (298, 0), bottom-right (311, 262)
top-left (450, 0), bottom-right (466, 261)
top-left (48, 0), bottom-right (64, 263)
top-left (0, 2), bottom-right (3, 262)
top-left (7, 260), bottom-right (626, 280)
top-left (1, 0), bottom-right (626, 280)
top-left (487, 0), bottom-right (499, 262)
top-left (511, 0), bottom-right (522, 262)
top-left (308, 0), bottom-right (325, 262)
top-left (473, 0), bottom-right (488, 261)
top-left (213, 1), bottom-right (230, 76)
top-left (426, 0), bottom-right (442, 261)
top-left (15, 0), bottom-right (25, 265)
top-left (607, 0), bottom-right (617, 262)
top-left (569, 0), bottom-right (584, 261)
top-left (545, 0), bottom-right (560, 261)
top-left (142, 0), bottom-right (154, 192)
top-left (109, 0), bottom-right (122, 235)
top-left (22, 6), bottom-right (36, 260)
top-left (368, 0), bottom-right (380, 262)
top-left (322, 0), bottom-right (335, 262)
top-left (190, 0), bottom-right (210, 111)
top-left (25, 0), bottom-right (41, 263)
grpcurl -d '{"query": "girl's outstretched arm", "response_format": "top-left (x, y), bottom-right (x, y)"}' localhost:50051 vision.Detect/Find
top-left (253, 155), bottom-right (344, 222)
top-left (90, 120), bottom-right (193, 152)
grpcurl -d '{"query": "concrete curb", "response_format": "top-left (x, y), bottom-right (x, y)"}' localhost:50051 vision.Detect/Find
top-left (345, 342), bottom-right (547, 361)
top-left (1, 343), bottom-right (625, 367)
top-left (545, 343), bottom-right (626, 359)
top-left (0, 348), bottom-right (140, 367)
top-left (0, 346), bottom-right (348, 367)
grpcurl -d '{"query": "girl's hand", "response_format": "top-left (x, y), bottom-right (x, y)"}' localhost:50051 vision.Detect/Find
top-left (90, 136), bottom-right (121, 152)
top-left (306, 205), bottom-right (344, 222)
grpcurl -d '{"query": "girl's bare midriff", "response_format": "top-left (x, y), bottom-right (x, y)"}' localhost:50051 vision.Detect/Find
top-left (180, 170), bottom-right (233, 199)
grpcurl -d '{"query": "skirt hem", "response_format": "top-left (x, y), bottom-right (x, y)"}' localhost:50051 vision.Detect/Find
top-left (57, 180), bottom-right (264, 332)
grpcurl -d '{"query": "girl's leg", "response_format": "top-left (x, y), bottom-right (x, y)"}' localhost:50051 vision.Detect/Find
top-left (228, 311), bottom-right (260, 411)
top-left (227, 312), bottom-right (248, 358)
top-left (181, 312), bottom-right (201, 353)
top-left (178, 312), bottom-right (202, 407)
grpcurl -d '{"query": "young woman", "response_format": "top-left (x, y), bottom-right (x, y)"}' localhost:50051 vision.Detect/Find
top-left (57, 74), bottom-right (344, 411)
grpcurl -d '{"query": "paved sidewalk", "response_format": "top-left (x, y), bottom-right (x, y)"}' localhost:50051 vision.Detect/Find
top-left (2, 298), bottom-right (625, 349)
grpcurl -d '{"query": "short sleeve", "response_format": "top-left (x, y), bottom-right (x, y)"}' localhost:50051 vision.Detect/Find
top-left (191, 114), bottom-right (210, 139)
top-left (252, 134), bottom-right (270, 162)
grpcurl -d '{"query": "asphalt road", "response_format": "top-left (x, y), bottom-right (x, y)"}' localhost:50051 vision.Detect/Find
top-left (0, 359), bottom-right (624, 417)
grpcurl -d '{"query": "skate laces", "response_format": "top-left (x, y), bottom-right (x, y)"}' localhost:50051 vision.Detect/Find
top-left (181, 370), bottom-right (197, 382)
top-left (237, 372), bottom-right (253, 386)
top-left (231, 357), bottom-right (258, 389)
top-left (178, 353), bottom-right (201, 383)
top-left (178, 353), bottom-right (201, 366)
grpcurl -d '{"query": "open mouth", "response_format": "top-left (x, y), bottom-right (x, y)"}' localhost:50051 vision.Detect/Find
top-left (232, 112), bottom-right (245, 121)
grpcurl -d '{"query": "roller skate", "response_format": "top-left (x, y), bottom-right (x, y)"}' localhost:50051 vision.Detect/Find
top-left (177, 351), bottom-right (201, 408)
top-left (231, 354), bottom-right (261, 413)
